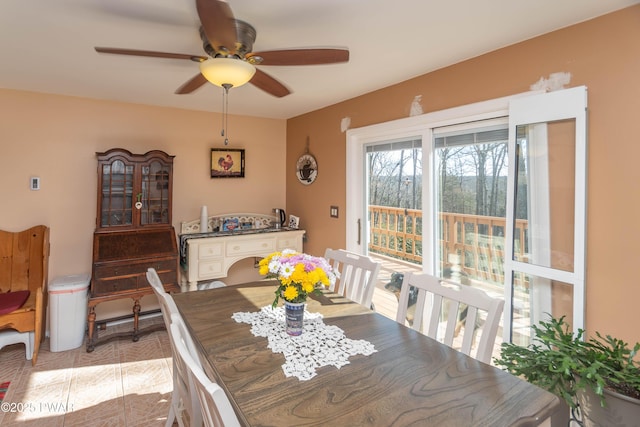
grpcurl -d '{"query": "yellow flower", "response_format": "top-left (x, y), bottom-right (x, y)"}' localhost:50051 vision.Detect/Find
top-left (283, 285), bottom-right (299, 301)
top-left (301, 282), bottom-right (315, 294)
top-left (260, 250), bottom-right (337, 308)
top-left (289, 264), bottom-right (306, 284)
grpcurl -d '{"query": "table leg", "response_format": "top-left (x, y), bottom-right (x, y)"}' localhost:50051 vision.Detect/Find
top-left (132, 298), bottom-right (141, 342)
top-left (86, 306), bottom-right (97, 352)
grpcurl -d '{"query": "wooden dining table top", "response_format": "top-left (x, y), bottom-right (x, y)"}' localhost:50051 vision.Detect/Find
top-left (172, 281), bottom-right (561, 427)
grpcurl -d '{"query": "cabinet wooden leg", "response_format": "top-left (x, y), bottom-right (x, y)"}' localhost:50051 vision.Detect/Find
top-left (86, 306), bottom-right (97, 352)
top-left (132, 298), bottom-right (141, 342)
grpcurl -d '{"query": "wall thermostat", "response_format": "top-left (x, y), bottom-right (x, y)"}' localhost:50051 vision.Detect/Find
top-left (30, 176), bottom-right (40, 191)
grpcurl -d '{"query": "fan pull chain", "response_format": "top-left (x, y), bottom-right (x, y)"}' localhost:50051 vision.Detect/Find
top-left (221, 84), bottom-right (232, 145)
top-left (220, 88), bottom-right (225, 137)
top-left (225, 87), bottom-right (229, 145)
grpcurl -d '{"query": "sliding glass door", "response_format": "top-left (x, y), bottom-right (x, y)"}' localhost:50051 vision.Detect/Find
top-left (346, 87), bottom-right (587, 344)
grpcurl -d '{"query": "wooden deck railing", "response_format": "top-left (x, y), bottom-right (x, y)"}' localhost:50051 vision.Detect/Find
top-left (368, 205), bottom-right (528, 285)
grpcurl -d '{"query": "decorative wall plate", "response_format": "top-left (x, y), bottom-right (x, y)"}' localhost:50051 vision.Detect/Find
top-left (296, 153), bottom-right (318, 185)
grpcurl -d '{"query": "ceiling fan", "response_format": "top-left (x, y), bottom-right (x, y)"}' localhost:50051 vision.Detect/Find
top-left (94, 0), bottom-right (349, 98)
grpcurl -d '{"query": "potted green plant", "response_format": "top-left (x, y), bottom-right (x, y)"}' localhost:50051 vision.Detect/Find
top-left (494, 316), bottom-right (640, 426)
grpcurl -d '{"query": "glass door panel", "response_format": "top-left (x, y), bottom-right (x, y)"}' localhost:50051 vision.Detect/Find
top-left (433, 121), bottom-right (509, 359)
top-left (141, 161), bottom-right (170, 225)
top-left (100, 160), bottom-right (134, 227)
top-left (514, 120), bottom-right (576, 273)
top-left (510, 270), bottom-right (574, 346)
top-left (366, 139), bottom-right (422, 261)
top-left (433, 123), bottom-right (509, 284)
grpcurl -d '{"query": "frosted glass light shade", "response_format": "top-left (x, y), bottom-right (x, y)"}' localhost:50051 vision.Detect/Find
top-left (199, 58), bottom-right (256, 88)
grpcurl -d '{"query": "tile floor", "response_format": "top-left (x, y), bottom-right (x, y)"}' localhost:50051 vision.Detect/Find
top-left (0, 316), bottom-right (174, 427)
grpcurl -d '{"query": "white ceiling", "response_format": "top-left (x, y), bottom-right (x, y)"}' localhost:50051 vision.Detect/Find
top-left (1, 0), bottom-right (637, 119)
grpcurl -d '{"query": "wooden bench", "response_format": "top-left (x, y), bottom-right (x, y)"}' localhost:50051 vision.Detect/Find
top-left (0, 225), bottom-right (50, 365)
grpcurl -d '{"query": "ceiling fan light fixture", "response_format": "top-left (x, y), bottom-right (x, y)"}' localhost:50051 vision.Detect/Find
top-left (199, 58), bottom-right (256, 88)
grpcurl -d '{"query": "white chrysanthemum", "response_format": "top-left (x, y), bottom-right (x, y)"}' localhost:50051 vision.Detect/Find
top-left (268, 259), bottom-right (281, 274)
top-left (279, 263), bottom-right (294, 278)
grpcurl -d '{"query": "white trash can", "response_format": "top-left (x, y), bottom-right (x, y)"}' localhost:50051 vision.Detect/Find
top-left (49, 274), bottom-right (90, 352)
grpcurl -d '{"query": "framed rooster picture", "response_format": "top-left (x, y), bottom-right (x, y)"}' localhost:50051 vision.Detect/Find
top-left (211, 148), bottom-right (245, 178)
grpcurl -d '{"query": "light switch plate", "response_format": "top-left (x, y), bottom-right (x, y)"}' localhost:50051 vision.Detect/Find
top-left (30, 176), bottom-right (40, 191)
top-left (330, 206), bottom-right (339, 218)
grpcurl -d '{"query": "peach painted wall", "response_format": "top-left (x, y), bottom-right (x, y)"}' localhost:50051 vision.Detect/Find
top-left (0, 90), bottom-right (285, 319)
top-left (287, 5), bottom-right (640, 344)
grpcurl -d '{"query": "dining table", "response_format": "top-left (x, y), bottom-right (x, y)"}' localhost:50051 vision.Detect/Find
top-left (172, 281), bottom-right (565, 427)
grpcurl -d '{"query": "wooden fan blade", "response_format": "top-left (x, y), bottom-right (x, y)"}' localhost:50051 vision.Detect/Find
top-left (249, 69), bottom-right (291, 98)
top-left (95, 47), bottom-right (206, 62)
top-left (196, 0), bottom-right (237, 53)
top-left (175, 73), bottom-right (208, 94)
top-left (249, 49), bottom-right (349, 66)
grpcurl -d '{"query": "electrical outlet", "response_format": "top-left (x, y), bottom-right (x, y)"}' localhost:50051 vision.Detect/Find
top-left (330, 206), bottom-right (339, 218)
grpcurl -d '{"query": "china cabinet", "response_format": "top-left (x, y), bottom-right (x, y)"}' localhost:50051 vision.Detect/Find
top-left (87, 148), bottom-right (179, 352)
top-left (96, 148), bottom-right (173, 230)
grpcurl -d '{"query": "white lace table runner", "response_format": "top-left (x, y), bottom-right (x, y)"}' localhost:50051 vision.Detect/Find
top-left (232, 306), bottom-right (377, 381)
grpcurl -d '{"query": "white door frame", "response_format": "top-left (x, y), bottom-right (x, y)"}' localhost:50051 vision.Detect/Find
top-left (504, 86), bottom-right (588, 337)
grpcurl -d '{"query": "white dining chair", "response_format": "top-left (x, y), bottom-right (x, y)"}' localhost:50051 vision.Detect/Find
top-left (324, 248), bottom-right (382, 309)
top-left (146, 268), bottom-right (180, 327)
top-left (169, 316), bottom-right (241, 427)
top-left (395, 272), bottom-right (504, 364)
top-left (147, 268), bottom-right (203, 427)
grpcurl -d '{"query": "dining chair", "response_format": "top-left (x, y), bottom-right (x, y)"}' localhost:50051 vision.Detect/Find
top-left (324, 248), bottom-right (382, 309)
top-left (146, 268), bottom-right (180, 327)
top-left (395, 272), bottom-right (504, 364)
top-left (146, 268), bottom-right (203, 427)
top-left (169, 316), bottom-right (241, 427)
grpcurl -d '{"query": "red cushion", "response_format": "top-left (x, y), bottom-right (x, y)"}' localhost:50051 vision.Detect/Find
top-left (0, 290), bottom-right (31, 315)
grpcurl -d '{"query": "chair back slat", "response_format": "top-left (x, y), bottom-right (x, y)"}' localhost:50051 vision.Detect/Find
top-left (443, 299), bottom-right (459, 345)
top-left (324, 249), bottom-right (381, 309)
top-left (395, 272), bottom-right (505, 363)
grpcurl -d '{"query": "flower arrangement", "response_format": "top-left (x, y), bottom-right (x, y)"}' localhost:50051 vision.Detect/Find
top-left (258, 249), bottom-right (338, 308)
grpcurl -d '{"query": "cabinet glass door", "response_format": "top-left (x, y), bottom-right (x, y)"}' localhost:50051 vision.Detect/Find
top-left (141, 160), bottom-right (170, 225)
top-left (101, 160), bottom-right (134, 227)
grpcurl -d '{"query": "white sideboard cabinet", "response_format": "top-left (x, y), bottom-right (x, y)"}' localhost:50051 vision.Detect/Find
top-left (181, 228), bottom-right (305, 291)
